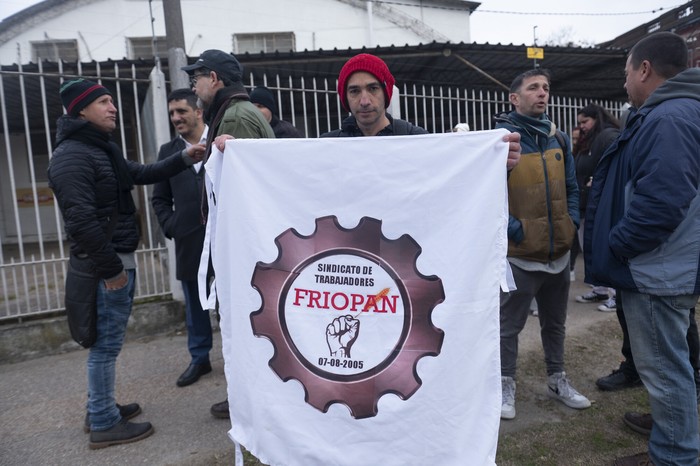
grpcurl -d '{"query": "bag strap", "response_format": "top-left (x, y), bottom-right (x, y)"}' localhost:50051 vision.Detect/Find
top-left (554, 130), bottom-right (568, 155)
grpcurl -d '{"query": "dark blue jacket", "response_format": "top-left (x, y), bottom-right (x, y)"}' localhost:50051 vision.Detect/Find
top-left (584, 68), bottom-right (700, 295)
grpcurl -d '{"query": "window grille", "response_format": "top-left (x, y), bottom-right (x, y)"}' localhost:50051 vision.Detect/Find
top-left (233, 32), bottom-right (295, 54)
top-left (127, 36), bottom-right (168, 60)
top-left (31, 40), bottom-right (79, 62)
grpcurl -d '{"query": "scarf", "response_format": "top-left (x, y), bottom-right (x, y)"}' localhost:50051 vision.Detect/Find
top-left (68, 122), bottom-right (136, 214)
top-left (203, 81), bottom-right (249, 126)
top-left (504, 112), bottom-right (557, 152)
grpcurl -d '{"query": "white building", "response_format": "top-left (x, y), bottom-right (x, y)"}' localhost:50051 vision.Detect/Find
top-left (0, 0), bottom-right (480, 64)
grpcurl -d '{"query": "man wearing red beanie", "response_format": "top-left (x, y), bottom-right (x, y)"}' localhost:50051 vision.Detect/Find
top-left (321, 53), bottom-right (521, 169)
top-left (321, 53), bottom-right (425, 137)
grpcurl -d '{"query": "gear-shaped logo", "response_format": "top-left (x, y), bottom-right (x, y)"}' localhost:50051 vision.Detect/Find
top-left (250, 216), bottom-right (444, 419)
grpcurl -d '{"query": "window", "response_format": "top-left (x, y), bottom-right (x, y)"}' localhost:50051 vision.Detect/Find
top-left (31, 40), bottom-right (79, 62)
top-left (647, 22), bottom-right (661, 33)
top-left (127, 36), bottom-right (168, 60)
top-left (233, 32), bottom-right (295, 54)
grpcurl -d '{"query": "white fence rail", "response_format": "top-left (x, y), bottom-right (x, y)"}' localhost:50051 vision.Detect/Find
top-left (0, 63), bottom-right (623, 321)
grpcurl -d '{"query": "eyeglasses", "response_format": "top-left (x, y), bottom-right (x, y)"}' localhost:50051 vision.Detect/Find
top-left (190, 72), bottom-right (209, 87)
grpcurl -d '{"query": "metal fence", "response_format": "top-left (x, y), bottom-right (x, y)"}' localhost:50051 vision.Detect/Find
top-left (0, 62), bottom-right (623, 322)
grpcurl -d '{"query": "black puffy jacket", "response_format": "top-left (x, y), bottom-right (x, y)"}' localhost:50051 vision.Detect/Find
top-left (320, 114), bottom-right (427, 137)
top-left (48, 115), bottom-right (190, 279)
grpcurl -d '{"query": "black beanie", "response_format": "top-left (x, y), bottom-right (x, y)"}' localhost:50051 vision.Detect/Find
top-left (249, 86), bottom-right (276, 116)
top-left (60, 79), bottom-right (111, 117)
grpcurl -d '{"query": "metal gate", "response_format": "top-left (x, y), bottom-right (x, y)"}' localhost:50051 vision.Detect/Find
top-left (0, 59), bottom-right (621, 322)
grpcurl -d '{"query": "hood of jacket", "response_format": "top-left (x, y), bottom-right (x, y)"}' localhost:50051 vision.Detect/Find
top-left (55, 114), bottom-right (93, 147)
top-left (641, 68), bottom-right (700, 110)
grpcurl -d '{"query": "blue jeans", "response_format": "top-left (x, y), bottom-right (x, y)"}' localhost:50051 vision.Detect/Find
top-left (86, 270), bottom-right (135, 431)
top-left (621, 290), bottom-right (700, 466)
top-left (182, 279), bottom-right (212, 365)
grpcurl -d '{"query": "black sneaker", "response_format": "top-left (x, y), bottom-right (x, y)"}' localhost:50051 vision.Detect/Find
top-left (575, 291), bottom-right (609, 303)
top-left (623, 412), bottom-right (652, 436)
top-left (84, 403), bottom-right (142, 433)
top-left (596, 368), bottom-right (643, 391)
top-left (89, 418), bottom-right (154, 449)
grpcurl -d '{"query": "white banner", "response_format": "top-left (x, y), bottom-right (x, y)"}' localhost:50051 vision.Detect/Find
top-left (202, 130), bottom-right (510, 466)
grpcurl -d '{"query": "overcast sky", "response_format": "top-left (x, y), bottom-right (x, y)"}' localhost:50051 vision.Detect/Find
top-left (470, 0), bottom-right (686, 45)
top-left (0, 0), bottom-right (688, 46)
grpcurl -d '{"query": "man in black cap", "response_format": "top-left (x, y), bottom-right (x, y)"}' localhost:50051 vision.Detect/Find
top-left (249, 86), bottom-right (302, 138)
top-left (183, 49), bottom-right (274, 149)
top-left (48, 78), bottom-right (204, 449)
top-left (182, 49), bottom-right (275, 420)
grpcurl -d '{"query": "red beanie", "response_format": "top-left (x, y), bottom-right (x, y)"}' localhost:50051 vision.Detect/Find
top-left (337, 53), bottom-right (395, 112)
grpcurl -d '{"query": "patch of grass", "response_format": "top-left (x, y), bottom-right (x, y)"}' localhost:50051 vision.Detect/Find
top-left (496, 318), bottom-right (652, 465)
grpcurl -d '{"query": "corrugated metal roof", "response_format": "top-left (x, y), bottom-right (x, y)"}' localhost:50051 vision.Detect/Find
top-left (234, 41), bottom-right (628, 99)
top-left (0, 41), bottom-right (628, 133)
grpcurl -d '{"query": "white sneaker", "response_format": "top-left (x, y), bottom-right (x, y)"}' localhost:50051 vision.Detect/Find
top-left (546, 372), bottom-right (591, 409)
top-left (501, 376), bottom-right (516, 420)
top-left (598, 297), bottom-right (617, 312)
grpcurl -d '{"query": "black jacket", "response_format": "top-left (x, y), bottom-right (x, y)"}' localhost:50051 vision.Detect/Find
top-left (48, 115), bottom-right (191, 279)
top-left (270, 115), bottom-right (302, 138)
top-left (574, 126), bottom-right (619, 213)
top-left (151, 138), bottom-right (206, 281)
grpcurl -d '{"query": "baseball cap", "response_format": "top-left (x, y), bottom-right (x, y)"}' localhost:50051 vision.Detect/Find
top-left (182, 49), bottom-right (243, 82)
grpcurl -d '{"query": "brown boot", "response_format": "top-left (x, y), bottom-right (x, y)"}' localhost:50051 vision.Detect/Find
top-left (83, 402), bottom-right (142, 433)
top-left (89, 418), bottom-right (154, 449)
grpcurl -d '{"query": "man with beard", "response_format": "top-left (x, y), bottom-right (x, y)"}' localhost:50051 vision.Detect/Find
top-left (182, 49), bottom-right (275, 419)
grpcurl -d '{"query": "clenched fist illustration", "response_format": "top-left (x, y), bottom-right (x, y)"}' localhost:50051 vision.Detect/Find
top-left (326, 315), bottom-right (360, 358)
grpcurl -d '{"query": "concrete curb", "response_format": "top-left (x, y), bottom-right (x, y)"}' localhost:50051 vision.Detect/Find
top-left (0, 299), bottom-right (185, 364)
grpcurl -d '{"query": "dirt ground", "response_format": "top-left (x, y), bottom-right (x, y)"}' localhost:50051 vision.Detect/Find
top-left (496, 262), bottom-right (699, 465)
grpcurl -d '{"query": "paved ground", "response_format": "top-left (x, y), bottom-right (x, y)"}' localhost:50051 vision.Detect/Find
top-left (0, 263), bottom-right (618, 465)
top-left (0, 331), bottom-right (234, 465)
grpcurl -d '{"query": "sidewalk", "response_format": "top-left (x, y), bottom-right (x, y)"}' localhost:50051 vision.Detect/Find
top-left (0, 265), bottom-right (619, 465)
top-left (0, 331), bottom-right (234, 465)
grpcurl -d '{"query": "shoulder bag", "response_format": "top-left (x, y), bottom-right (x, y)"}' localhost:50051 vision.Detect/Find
top-left (64, 207), bottom-right (119, 348)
